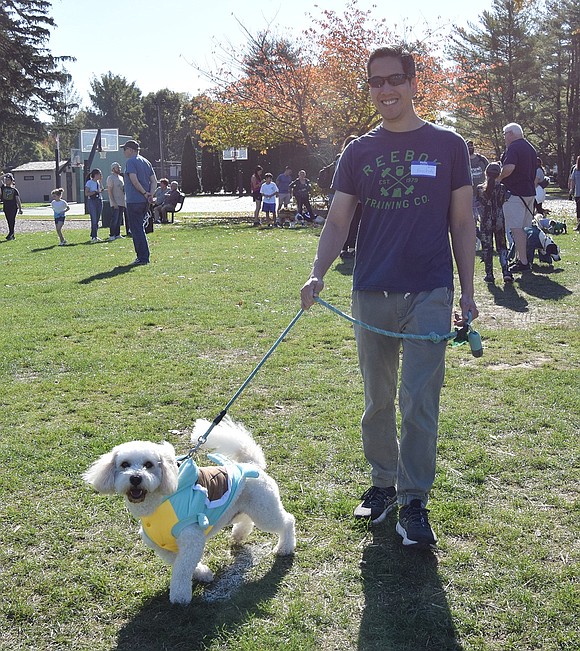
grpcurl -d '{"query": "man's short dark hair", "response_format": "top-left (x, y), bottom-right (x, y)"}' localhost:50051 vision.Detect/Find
top-left (367, 46), bottom-right (416, 78)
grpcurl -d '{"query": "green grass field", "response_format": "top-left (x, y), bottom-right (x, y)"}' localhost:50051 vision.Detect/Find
top-left (0, 214), bottom-right (578, 650)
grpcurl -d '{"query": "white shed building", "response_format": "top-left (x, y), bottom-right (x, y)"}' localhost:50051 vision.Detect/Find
top-left (9, 161), bottom-right (77, 203)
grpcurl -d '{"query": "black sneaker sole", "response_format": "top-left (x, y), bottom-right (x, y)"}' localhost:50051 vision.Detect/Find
top-left (354, 500), bottom-right (397, 524)
top-left (396, 522), bottom-right (437, 548)
top-left (372, 501), bottom-right (397, 524)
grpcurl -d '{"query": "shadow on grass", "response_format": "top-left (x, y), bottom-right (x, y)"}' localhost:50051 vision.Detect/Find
top-left (175, 218), bottom-right (325, 234)
top-left (79, 264), bottom-right (139, 284)
top-left (334, 256), bottom-right (355, 276)
top-left (30, 242), bottom-right (87, 252)
top-left (175, 217), bottom-right (254, 229)
top-left (358, 516), bottom-right (462, 651)
top-left (485, 264), bottom-right (571, 311)
top-left (486, 281), bottom-right (529, 313)
top-left (114, 551), bottom-right (293, 651)
top-left (516, 269), bottom-right (572, 300)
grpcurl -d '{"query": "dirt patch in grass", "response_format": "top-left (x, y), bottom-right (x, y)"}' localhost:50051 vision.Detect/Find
top-left (487, 356), bottom-right (553, 371)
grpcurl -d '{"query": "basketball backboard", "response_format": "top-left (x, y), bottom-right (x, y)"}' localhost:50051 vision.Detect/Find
top-left (80, 129), bottom-right (119, 153)
top-left (222, 147), bottom-right (248, 161)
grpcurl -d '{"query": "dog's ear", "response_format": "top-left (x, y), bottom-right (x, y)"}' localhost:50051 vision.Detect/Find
top-left (157, 442), bottom-right (178, 495)
top-left (83, 451), bottom-right (118, 494)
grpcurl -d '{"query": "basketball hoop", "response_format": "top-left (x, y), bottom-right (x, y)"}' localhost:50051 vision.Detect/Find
top-left (223, 147), bottom-right (248, 161)
top-left (80, 128), bottom-right (119, 152)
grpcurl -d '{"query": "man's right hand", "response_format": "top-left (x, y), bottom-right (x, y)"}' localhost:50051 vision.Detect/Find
top-left (301, 276), bottom-right (324, 310)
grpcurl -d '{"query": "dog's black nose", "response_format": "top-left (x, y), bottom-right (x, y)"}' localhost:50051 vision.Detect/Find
top-left (130, 475), bottom-right (142, 486)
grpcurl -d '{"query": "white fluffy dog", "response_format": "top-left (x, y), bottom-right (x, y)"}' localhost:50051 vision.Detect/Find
top-left (83, 416), bottom-right (296, 605)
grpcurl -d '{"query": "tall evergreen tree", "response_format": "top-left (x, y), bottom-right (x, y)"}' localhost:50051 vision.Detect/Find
top-left (50, 79), bottom-right (87, 157)
top-left (86, 72), bottom-right (145, 138)
top-left (447, 0), bottom-right (541, 156)
top-left (142, 90), bottom-right (190, 166)
top-left (201, 147), bottom-right (222, 194)
top-left (0, 0), bottom-right (72, 167)
top-left (539, 0), bottom-right (580, 185)
top-left (180, 135), bottom-right (201, 195)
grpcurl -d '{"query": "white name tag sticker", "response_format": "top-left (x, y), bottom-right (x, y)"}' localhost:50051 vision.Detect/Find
top-left (411, 161), bottom-right (437, 177)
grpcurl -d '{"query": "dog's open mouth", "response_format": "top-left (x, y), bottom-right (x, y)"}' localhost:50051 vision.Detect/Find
top-left (127, 488), bottom-right (147, 503)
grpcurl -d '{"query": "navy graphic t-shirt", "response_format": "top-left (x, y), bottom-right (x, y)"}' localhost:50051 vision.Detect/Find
top-left (500, 138), bottom-right (537, 197)
top-left (333, 123), bottom-right (471, 294)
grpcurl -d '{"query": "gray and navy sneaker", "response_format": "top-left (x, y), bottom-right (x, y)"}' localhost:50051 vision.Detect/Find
top-left (396, 499), bottom-right (437, 548)
top-left (354, 486), bottom-right (397, 524)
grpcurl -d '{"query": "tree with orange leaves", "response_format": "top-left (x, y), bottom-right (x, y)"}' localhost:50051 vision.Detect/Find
top-left (195, 1), bottom-right (452, 162)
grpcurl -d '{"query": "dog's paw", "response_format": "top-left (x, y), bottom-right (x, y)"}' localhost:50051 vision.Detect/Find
top-left (169, 586), bottom-right (193, 605)
top-left (273, 541), bottom-right (296, 556)
top-left (193, 563), bottom-right (214, 583)
top-left (232, 518), bottom-right (254, 544)
top-left (273, 517), bottom-right (296, 556)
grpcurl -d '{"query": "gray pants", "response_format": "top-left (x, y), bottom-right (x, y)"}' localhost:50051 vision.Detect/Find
top-left (352, 287), bottom-right (453, 506)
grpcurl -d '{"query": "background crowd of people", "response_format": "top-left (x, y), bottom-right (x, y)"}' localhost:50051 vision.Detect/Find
top-left (0, 140), bottom-right (188, 266)
top-left (249, 165), bottom-right (325, 228)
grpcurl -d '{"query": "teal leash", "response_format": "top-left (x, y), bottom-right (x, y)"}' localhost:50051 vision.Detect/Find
top-left (188, 308), bottom-right (304, 456)
top-left (314, 297), bottom-right (457, 343)
top-left (189, 295), bottom-right (483, 456)
top-left (314, 297), bottom-right (482, 355)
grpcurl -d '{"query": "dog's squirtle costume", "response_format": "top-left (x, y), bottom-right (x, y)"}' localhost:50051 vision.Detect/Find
top-left (140, 453), bottom-right (259, 553)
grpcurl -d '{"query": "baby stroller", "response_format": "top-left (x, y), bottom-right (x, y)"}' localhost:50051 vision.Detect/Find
top-left (507, 225), bottom-right (561, 267)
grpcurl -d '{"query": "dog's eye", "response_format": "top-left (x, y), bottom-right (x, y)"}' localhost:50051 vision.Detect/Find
top-left (120, 461), bottom-right (130, 469)
top-left (144, 461), bottom-right (154, 469)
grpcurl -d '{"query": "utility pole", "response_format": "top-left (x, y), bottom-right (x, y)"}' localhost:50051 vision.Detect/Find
top-left (157, 101), bottom-right (165, 178)
top-left (55, 132), bottom-right (61, 188)
top-left (83, 128), bottom-right (102, 214)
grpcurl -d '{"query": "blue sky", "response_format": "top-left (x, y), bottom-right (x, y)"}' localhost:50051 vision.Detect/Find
top-left (48, 0), bottom-right (490, 107)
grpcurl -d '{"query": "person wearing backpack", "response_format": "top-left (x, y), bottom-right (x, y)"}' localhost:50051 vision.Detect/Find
top-left (1, 173), bottom-right (22, 240)
top-left (317, 159), bottom-right (337, 208)
top-left (466, 139), bottom-right (489, 223)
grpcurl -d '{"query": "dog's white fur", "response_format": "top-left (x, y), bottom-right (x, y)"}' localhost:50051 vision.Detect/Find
top-left (83, 416), bottom-right (296, 605)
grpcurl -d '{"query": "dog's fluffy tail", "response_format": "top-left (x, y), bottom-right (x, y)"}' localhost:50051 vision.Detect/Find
top-left (192, 415), bottom-right (267, 469)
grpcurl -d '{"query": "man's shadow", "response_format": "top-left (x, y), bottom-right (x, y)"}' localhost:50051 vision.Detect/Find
top-left (114, 548), bottom-right (293, 651)
top-left (79, 264), bottom-right (137, 284)
top-left (357, 517), bottom-right (462, 651)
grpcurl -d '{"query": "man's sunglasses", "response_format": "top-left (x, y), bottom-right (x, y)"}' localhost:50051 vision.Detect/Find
top-left (367, 73), bottom-right (411, 88)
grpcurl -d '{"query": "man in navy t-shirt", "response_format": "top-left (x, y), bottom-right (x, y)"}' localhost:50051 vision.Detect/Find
top-left (122, 139), bottom-right (157, 265)
top-left (497, 123), bottom-right (538, 273)
top-left (301, 46), bottom-right (478, 549)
